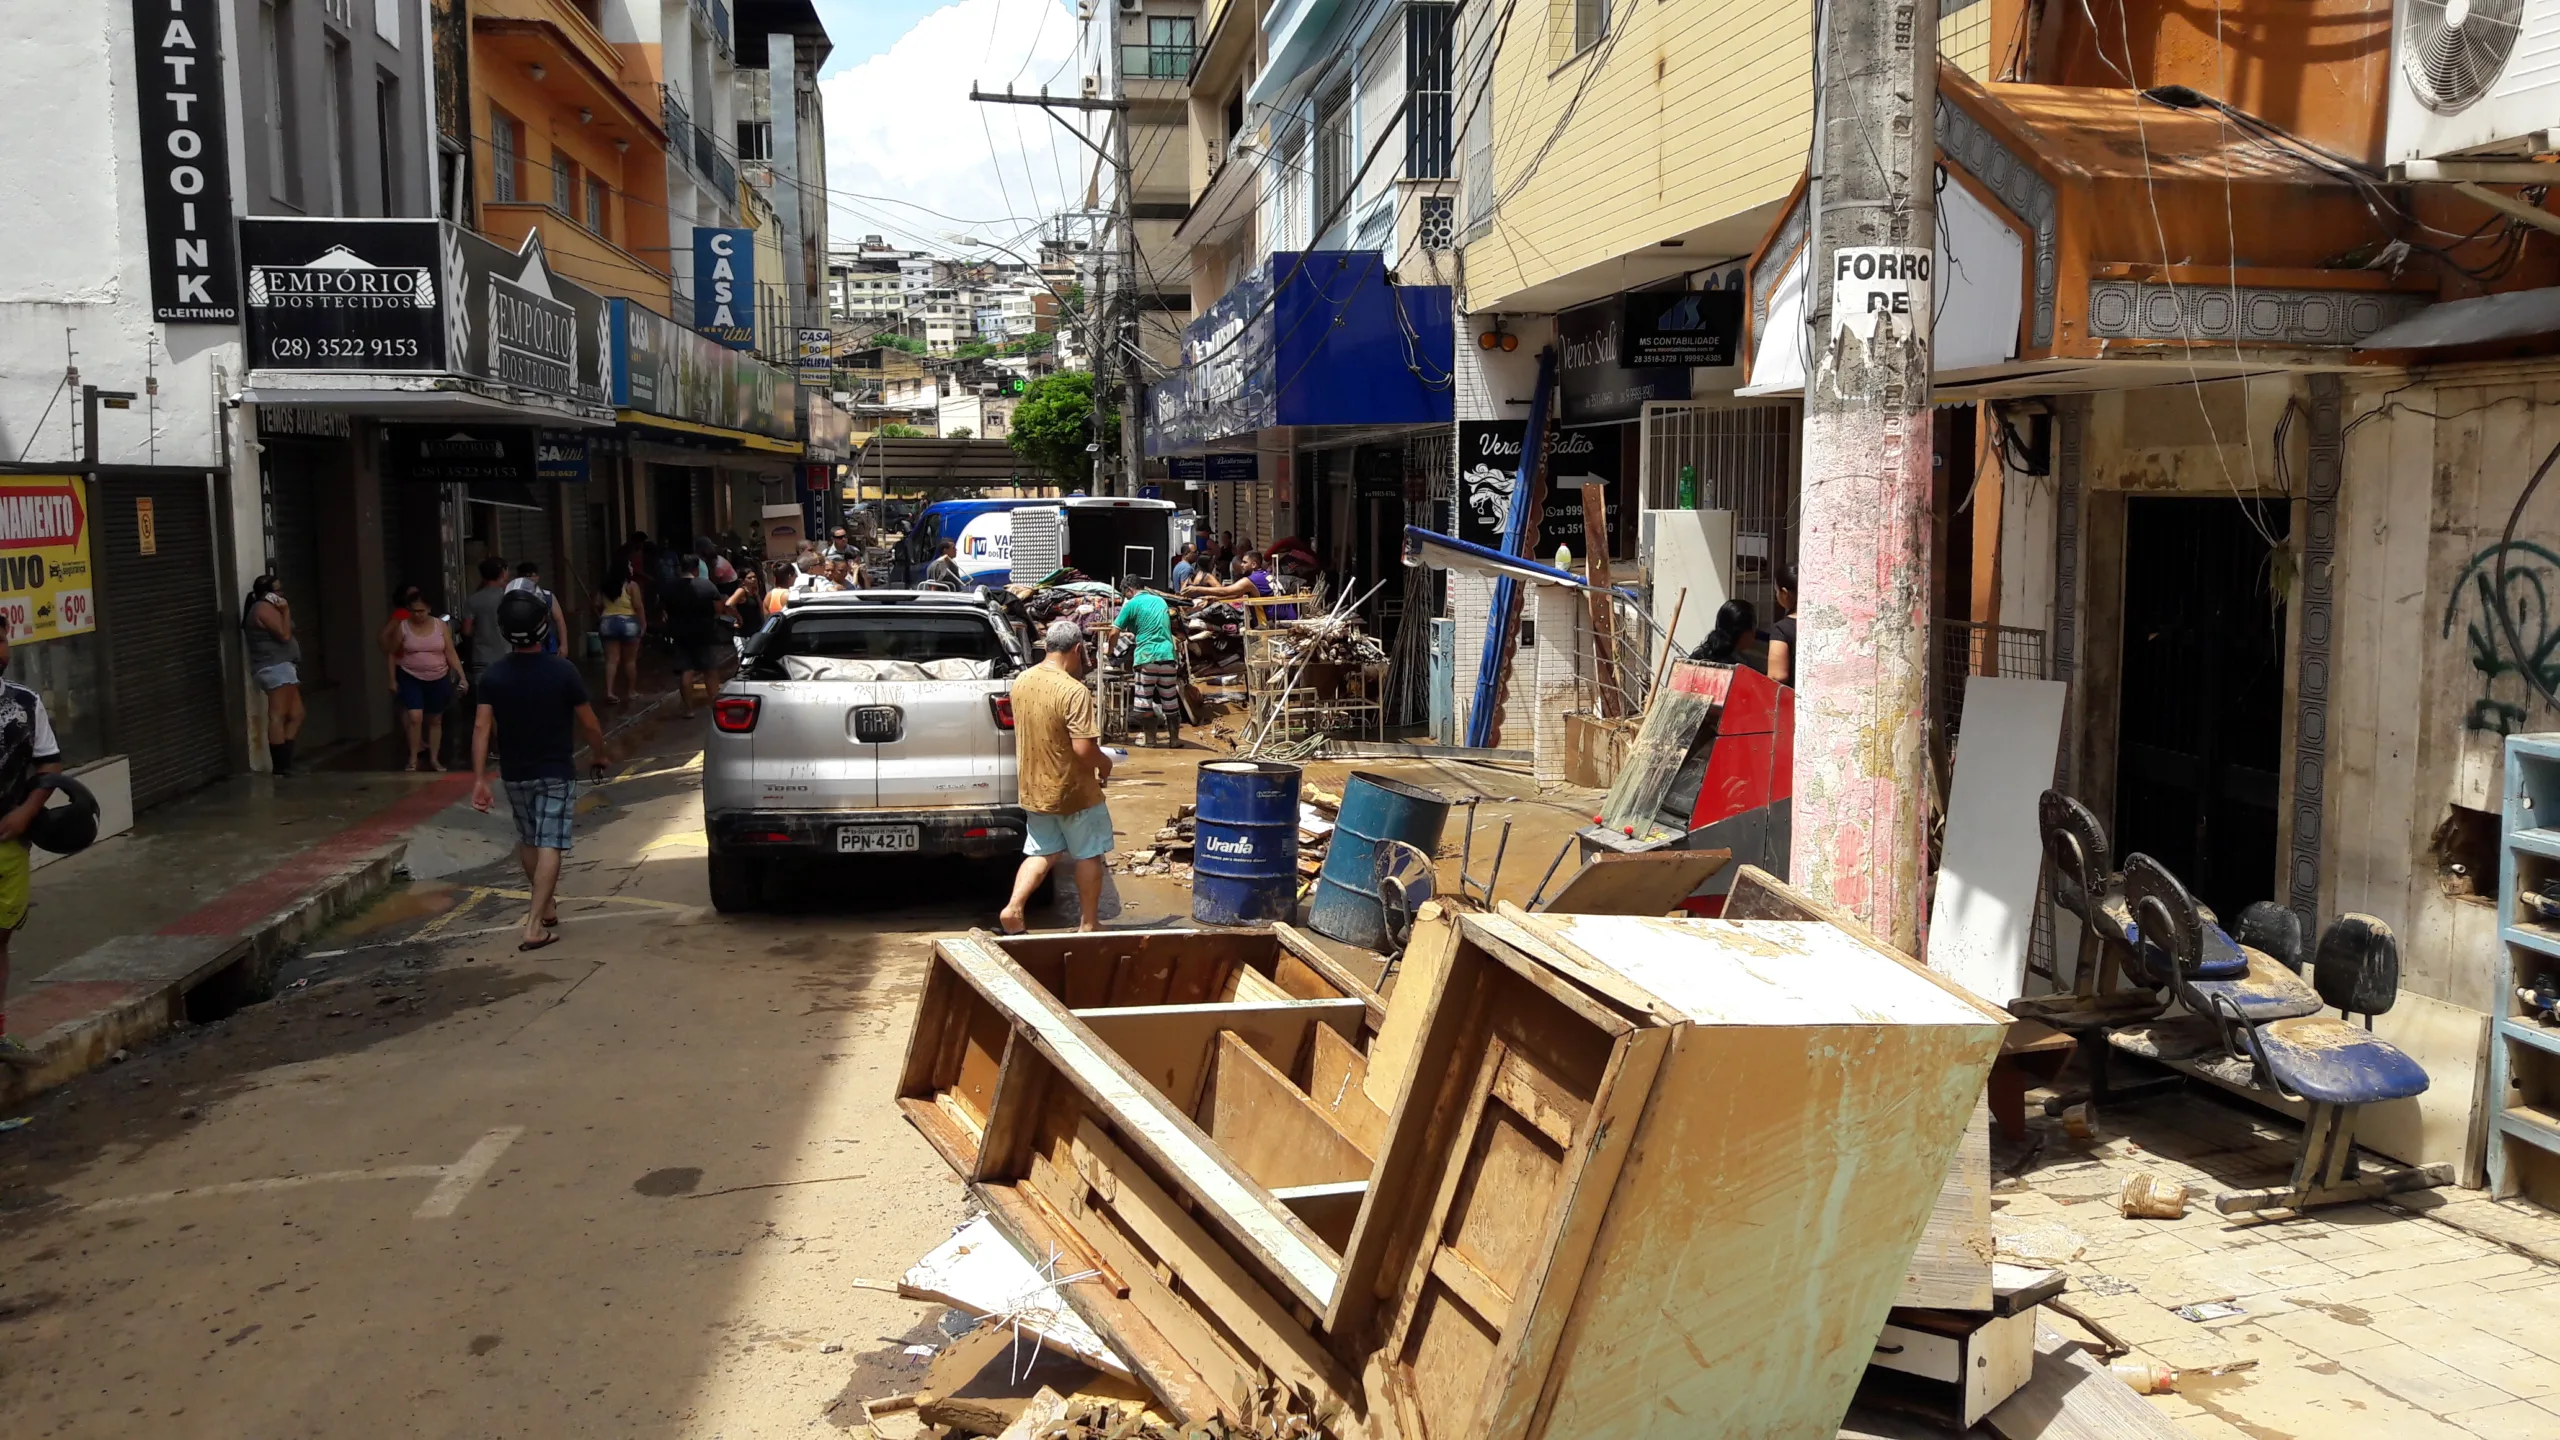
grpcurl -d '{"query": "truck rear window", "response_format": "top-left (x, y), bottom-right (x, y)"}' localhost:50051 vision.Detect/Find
top-left (759, 612), bottom-right (1010, 665)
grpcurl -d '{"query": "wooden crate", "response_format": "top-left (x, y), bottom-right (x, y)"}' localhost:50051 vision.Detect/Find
top-left (898, 912), bottom-right (2005, 1440)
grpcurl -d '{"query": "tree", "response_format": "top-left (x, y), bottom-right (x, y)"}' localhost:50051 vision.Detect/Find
top-left (877, 422), bottom-right (928, 438)
top-left (947, 426), bottom-right (975, 440)
top-left (955, 341), bottom-right (997, 361)
top-left (1008, 370), bottom-right (1116, 484)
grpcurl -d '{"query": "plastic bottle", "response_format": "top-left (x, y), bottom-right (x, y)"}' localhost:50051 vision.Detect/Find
top-left (1678, 462), bottom-right (1699, 509)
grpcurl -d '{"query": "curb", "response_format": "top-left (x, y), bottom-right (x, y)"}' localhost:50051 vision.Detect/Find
top-left (1, 840), bottom-right (407, 1104)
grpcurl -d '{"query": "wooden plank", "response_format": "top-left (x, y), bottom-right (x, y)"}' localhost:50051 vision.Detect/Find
top-left (1022, 1148), bottom-right (1253, 1412)
top-left (2354, 989), bottom-right (2492, 1184)
top-left (1072, 999), bottom-right (1369, 1113)
top-left (972, 1031), bottom-right (1055, 1183)
top-left (1360, 905), bottom-right (1462, 1114)
top-left (1072, 1119), bottom-right (1364, 1410)
top-left (1273, 922), bottom-right (1392, 1021)
top-left (1225, 964), bottom-right (1293, 1003)
top-left (1927, 678), bottom-right (2068, 1006)
top-left (1305, 1022), bottom-right (1390, 1154)
top-left (936, 936), bottom-right (1343, 1314)
top-left (1536, 847), bottom-right (1732, 916)
top-left (1581, 480), bottom-right (1625, 719)
top-left (969, 1185), bottom-right (1220, 1426)
top-left (1984, 1324), bottom-right (2189, 1439)
top-left (1896, 1100), bottom-right (1996, 1312)
top-left (900, 959), bottom-right (965, 1095)
top-left (1597, 661), bottom-right (1730, 837)
top-left (1195, 1030), bottom-right (1375, 1193)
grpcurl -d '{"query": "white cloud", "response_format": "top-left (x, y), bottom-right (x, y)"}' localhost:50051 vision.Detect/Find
top-left (820, 0), bottom-right (1090, 256)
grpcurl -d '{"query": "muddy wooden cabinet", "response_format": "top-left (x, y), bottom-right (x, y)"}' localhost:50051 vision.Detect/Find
top-left (898, 913), bottom-right (2007, 1440)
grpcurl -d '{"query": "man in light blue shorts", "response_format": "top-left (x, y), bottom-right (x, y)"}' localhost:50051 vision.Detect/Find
top-left (1000, 621), bottom-right (1115, 933)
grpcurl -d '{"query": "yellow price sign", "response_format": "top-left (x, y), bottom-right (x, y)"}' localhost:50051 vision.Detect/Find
top-left (0, 476), bottom-right (95, 645)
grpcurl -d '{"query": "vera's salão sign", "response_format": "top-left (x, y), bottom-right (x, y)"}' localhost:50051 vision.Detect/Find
top-left (0, 478), bottom-right (95, 645)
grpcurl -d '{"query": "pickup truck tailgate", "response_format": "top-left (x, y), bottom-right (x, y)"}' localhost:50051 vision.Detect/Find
top-left (875, 680), bottom-right (1012, 808)
top-left (732, 681), bottom-right (877, 809)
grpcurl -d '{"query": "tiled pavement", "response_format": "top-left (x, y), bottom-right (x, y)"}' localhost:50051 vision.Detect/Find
top-left (2000, 1090), bottom-right (2560, 1439)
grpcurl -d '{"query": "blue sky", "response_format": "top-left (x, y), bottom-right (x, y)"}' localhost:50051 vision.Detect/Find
top-left (813, 1), bottom-right (954, 77)
top-left (816, 0), bottom-right (1087, 254)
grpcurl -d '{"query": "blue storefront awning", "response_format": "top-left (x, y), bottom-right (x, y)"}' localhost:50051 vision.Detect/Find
top-left (1145, 252), bottom-right (1453, 457)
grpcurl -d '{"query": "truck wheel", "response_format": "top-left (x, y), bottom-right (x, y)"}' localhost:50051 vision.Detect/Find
top-left (708, 853), bottom-right (765, 913)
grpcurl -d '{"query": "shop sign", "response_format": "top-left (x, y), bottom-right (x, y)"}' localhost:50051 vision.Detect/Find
top-left (0, 477), bottom-right (95, 645)
top-left (452, 228), bottom-right (612, 404)
top-left (1621, 289), bottom-right (1743, 368)
top-left (385, 425), bottom-right (537, 485)
top-left (804, 395), bottom-right (851, 462)
top-left (1557, 297), bottom-right (1689, 424)
top-left (536, 430), bottom-right (589, 483)
top-left (132, 0), bottom-right (240, 323)
top-left (256, 406), bottom-right (352, 438)
top-left (1148, 263), bottom-right (1277, 453)
top-left (613, 299), bottom-right (800, 441)
top-left (798, 327), bottom-right (834, 387)
top-left (1166, 454), bottom-right (1259, 483)
top-left (694, 228), bottom-right (756, 350)
top-left (242, 218), bottom-right (446, 372)
top-left (1456, 420), bottom-right (1526, 550)
top-left (1454, 421), bottom-right (1620, 558)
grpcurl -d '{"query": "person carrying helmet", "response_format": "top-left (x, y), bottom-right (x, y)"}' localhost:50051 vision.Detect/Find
top-left (0, 631), bottom-right (62, 1067)
top-left (471, 589), bottom-right (612, 952)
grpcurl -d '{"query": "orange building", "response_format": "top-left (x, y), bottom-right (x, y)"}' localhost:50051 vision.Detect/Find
top-left (468, 0), bottom-right (674, 310)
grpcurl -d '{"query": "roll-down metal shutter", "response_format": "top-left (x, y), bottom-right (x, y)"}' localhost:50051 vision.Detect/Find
top-left (98, 474), bottom-right (230, 809)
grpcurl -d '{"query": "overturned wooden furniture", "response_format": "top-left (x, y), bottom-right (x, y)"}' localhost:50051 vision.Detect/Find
top-left (899, 910), bottom-right (2009, 1439)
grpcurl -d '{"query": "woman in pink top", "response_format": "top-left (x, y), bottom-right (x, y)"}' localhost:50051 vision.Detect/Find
top-left (377, 586), bottom-right (469, 771)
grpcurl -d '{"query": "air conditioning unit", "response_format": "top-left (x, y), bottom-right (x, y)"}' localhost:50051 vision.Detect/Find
top-left (2387, 0), bottom-right (2560, 165)
top-left (1119, 0), bottom-right (1144, 12)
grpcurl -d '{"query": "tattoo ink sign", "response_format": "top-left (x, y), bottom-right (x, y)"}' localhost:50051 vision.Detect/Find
top-left (0, 478), bottom-right (95, 645)
top-left (132, 0), bottom-right (240, 322)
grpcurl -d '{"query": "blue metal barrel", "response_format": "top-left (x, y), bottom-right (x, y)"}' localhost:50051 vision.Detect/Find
top-left (1310, 772), bottom-right (1455, 949)
top-left (1192, 760), bottom-right (1303, 925)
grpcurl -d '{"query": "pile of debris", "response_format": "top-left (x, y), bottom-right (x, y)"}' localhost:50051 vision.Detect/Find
top-left (1117, 786), bottom-right (1342, 884)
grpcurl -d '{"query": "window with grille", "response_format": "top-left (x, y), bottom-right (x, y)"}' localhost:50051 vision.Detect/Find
top-left (1419, 195), bottom-right (1454, 250)
top-left (1314, 86), bottom-right (1354, 231)
top-left (586, 176), bottom-right (607, 233)
top-left (490, 105), bottom-right (522, 203)
top-left (552, 154), bottom-right (574, 213)
top-left (1406, 3), bottom-right (1455, 180)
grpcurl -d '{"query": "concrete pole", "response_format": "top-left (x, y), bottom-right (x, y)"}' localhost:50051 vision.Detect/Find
top-left (1111, 45), bottom-right (1144, 497)
top-left (1791, 0), bottom-right (1940, 952)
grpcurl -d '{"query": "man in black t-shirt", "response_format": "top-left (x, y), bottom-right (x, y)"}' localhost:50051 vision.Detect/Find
top-left (661, 571), bottom-right (725, 718)
top-left (472, 591), bottom-right (611, 951)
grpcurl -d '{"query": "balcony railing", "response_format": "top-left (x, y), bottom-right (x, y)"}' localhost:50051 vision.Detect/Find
top-left (660, 85), bottom-right (736, 205)
top-left (1121, 45), bottom-right (1197, 81)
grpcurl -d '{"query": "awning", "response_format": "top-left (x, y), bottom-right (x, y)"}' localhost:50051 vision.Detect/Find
top-left (2358, 287), bottom-right (2560, 351)
top-left (1403, 526), bottom-right (1638, 601)
top-left (851, 437), bottom-right (1046, 487)
top-left (241, 375), bottom-right (615, 426)
top-left (616, 410), bottom-right (803, 455)
top-left (1147, 253), bottom-right (1453, 456)
top-left (1742, 171), bottom-right (2024, 397)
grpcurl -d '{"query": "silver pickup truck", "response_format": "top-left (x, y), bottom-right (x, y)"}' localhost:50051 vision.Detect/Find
top-left (701, 590), bottom-right (1026, 911)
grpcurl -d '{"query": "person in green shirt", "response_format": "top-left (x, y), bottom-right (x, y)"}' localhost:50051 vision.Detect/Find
top-left (1108, 578), bottom-right (1185, 748)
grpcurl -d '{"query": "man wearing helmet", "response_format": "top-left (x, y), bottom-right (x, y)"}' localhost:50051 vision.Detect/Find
top-left (0, 632), bottom-right (61, 1067)
top-left (470, 589), bottom-right (612, 951)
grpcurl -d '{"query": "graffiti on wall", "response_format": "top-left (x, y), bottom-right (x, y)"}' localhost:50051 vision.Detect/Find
top-left (2444, 540), bottom-right (2560, 734)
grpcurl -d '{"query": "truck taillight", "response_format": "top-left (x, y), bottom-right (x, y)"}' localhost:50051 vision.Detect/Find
top-left (989, 695), bottom-right (1015, 730)
top-left (712, 696), bottom-right (761, 733)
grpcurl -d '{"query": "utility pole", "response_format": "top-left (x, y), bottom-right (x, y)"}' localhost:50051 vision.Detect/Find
top-left (969, 86), bottom-right (1133, 494)
top-left (1109, 39), bottom-right (1143, 498)
top-left (1791, 0), bottom-right (1940, 952)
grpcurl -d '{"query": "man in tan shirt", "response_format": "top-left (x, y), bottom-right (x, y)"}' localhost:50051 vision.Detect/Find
top-left (1001, 620), bottom-right (1115, 932)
